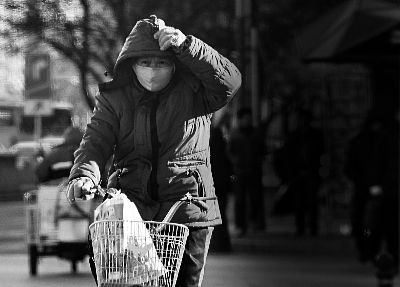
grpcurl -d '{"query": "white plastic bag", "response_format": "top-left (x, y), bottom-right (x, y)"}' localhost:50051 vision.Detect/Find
top-left (93, 193), bottom-right (166, 284)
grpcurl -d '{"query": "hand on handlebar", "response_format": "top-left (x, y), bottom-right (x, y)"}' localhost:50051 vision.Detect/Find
top-left (66, 177), bottom-right (95, 203)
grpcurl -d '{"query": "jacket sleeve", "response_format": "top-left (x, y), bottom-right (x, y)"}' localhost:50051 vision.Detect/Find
top-left (176, 36), bottom-right (242, 113)
top-left (69, 91), bottom-right (119, 185)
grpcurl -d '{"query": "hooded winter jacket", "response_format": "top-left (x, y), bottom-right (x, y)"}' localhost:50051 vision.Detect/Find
top-left (69, 16), bottom-right (241, 227)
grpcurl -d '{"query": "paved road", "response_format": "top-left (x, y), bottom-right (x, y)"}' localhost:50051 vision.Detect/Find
top-left (0, 251), bottom-right (381, 287)
top-left (0, 200), bottom-right (397, 286)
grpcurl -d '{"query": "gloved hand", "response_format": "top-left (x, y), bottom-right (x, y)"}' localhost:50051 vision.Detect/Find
top-left (66, 177), bottom-right (95, 203)
top-left (154, 25), bottom-right (186, 51)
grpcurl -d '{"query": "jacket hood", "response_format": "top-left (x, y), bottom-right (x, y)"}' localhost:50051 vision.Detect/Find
top-left (113, 15), bottom-right (174, 80)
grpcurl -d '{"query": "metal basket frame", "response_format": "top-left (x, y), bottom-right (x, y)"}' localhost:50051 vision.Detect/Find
top-left (89, 220), bottom-right (189, 287)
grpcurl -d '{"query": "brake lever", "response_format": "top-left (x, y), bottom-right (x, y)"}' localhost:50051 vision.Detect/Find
top-left (181, 193), bottom-right (210, 211)
top-left (192, 199), bottom-right (209, 211)
top-left (91, 186), bottom-right (119, 200)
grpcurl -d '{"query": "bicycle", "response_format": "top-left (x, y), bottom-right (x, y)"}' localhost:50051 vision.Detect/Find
top-left (89, 186), bottom-right (213, 287)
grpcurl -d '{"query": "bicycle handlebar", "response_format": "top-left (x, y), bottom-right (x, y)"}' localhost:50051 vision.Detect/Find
top-left (90, 186), bottom-right (217, 232)
top-left (155, 192), bottom-right (216, 232)
top-left (90, 186), bottom-right (119, 199)
top-left (91, 186), bottom-right (215, 211)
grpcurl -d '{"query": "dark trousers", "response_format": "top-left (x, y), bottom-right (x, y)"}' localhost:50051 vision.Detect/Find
top-left (363, 197), bottom-right (398, 265)
top-left (292, 173), bottom-right (319, 235)
top-left (176, 227), bottom-right (214, 287)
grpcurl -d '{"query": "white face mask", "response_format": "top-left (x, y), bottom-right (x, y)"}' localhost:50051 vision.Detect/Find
top-left (133, 64), bottom-right (175, 92)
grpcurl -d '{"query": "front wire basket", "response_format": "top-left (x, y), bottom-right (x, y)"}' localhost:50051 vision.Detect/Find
top-left (89, 220), bottom-right (189, 287)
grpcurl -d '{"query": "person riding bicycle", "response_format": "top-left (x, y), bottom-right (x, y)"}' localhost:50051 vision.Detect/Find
top-left (66, 15), bottom-right (241, 287)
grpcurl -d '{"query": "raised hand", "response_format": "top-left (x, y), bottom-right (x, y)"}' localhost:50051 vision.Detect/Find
top-left (154, 26), bottom-right (186, 51)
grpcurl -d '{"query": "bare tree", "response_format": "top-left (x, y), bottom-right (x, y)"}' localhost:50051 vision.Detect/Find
top-left (0, 0), bottom-right (236, 110)
top-left (0, 0), bottom-right (126, 108)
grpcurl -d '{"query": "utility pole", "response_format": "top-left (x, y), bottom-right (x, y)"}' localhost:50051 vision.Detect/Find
top-left (235, 0), bottom-right (260, 126)
top-left (250, 0), bottom-right (259, 126)
top-left (235, 0), bottom-right (246, 112)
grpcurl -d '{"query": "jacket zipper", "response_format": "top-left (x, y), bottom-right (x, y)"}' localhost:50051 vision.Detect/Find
top-left (149, 93), bottom-right (160, 200)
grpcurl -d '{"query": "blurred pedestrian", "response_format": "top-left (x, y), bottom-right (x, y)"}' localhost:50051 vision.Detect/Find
top-left (35, 126), bottom-right (83, 183)
top-left (228, 108), bottom-right (266, 236)
top-left (66, 15), bottom-right (241, 287)
top-left (209, 115), bottom-right (233, 252)
top-left (275, 109), bottom-right (324, 236)
top-left (345, 110), bottom-right (386, 262)
top-left (345, 110), bottom-right (399, 267)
